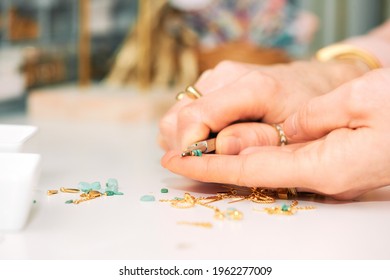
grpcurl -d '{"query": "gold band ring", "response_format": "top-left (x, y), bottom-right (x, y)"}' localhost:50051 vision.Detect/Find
top-left (176, 86), bottom-right (203, 101)
top-left (273, 124), bottom-right (288, 146)
top-left (273, 124), bottom-right (297, 197)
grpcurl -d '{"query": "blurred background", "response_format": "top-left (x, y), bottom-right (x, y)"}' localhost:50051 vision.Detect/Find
top-left (0, 0), bottom-right (389, 122)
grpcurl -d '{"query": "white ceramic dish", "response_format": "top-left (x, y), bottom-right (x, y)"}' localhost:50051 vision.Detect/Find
top-left (0, 124), bottom-right (37, 152)
top-left (0, 153), bottom-right (41, 231)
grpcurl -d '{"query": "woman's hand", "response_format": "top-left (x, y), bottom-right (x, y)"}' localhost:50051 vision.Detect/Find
top-left (158, 60), bottom-right (368, 154)
top-left (162, 68), bottom-right (390, 200)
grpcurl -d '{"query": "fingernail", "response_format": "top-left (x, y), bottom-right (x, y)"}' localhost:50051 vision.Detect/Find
top-left (218, 136), bottom-right (241, 155)
top-left (284, 114), bottom-right (298, 137)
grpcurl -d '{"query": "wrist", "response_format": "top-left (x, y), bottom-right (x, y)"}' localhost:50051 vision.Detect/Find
top-left (289, 60), bottom-right (368, 94)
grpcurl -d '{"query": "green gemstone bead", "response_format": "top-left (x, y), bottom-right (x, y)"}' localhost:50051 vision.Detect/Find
top-left (160, 188), bottom-right (169, 193)
top-left (105, 191), bottom-right (116, 196)
top-left (140, 195), bottom-right (155, 202)
top-left (78, 182), bottom-right (91, 192)
top-left (281, 204), bottom-right (289, 211)
top-left (90, 181), bottom-right (101, 190)
top-left (192, 149), bottom-right (202, 156)
top-left (65, 200), bottom-right (74, 204)
top-left (106, 178), bottom-right (118, 191)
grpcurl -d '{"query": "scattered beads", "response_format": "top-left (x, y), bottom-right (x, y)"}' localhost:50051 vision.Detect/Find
top-left (48, 178), bottom-right (124, 205)
top-left (140, 195), bottom-right (156, 202)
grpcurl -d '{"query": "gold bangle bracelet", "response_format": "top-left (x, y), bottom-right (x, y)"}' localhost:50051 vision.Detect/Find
top-left (315, 44), bottom-right (382, 70)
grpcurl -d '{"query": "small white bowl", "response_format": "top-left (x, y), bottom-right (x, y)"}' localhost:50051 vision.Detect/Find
top-left (0, 153), bottom-right (41, 231)
top-left (0, 124), bottom-right (37, 152)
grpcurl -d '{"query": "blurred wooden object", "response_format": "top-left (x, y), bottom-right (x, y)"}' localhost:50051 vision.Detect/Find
top-left (197, 42), bottom-right (291, 72)
top-left (28, 84), bottom-right (176, 123)
top-left (106, 0), bottom-right (198, 89)
top-left (79, 0), bottom-right (90, 87)
top-left (8, 8), bottom-right (39, 41)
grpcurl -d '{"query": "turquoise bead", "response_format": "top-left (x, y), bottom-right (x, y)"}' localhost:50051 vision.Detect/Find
top-left (140, 195), bottom-right (155, 202)
top-left (161, 188), bottom-right (168, 193)
top-left (78, 182), bottom-right (91, 192)
top-left (281, 204), bottom-right (289, 211)
top-left (192, 149), bottom-right (202, 156)
top-left (65, 200), bottom-right (74, 204)
top-left (105, 191), bottom-right (116, 196)
top-left (90, 182), bottom-right (101, 190)
top-left (106, 178), bottom-right (118, 191)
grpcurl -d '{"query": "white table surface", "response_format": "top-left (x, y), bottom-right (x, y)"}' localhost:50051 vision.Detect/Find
top-left (1, 113), bottom-right (390, 260)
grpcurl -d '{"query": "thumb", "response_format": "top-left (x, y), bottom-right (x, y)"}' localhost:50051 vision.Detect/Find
top-left (283, 81), bottom-right (361, 141)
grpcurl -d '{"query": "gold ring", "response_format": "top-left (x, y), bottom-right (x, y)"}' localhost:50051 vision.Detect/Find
top-left (273, 124), bottom-right (288, 146)
top-left (176, 86), bottom-right (203, 101)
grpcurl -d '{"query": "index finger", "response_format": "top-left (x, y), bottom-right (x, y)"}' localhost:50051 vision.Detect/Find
top-left (161, 147), bottom-right (304, 188)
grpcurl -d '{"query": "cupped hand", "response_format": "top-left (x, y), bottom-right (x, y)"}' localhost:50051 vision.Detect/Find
top-left (158, 60), bottom-right (368, 154)
top-left (162, 68), bottom-right (390, 199)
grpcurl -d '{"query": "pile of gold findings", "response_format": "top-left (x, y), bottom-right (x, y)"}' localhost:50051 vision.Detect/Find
top-left (160, 187), bottom-right (316, 221)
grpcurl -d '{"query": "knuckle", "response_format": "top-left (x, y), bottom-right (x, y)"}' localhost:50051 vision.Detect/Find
top-left (296, 101), bottom-right (315, 136)
top-left (239, 71), bottom-right (278, 99)
top-left (159, 115), bottom-right (174, 134)
top-left (344, 79), bottom-right (371, 117)
top-left (213, 60), bottom-right (242, 73)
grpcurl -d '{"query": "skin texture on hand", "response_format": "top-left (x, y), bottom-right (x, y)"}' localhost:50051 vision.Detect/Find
top-left (158, 60), bottom-right (368, 154)
top-left (162, 68), bottom-right (390, 200)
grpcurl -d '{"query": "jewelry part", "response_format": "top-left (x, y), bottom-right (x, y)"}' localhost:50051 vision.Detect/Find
top-left (176, 85), bottom-right (203, 101)
top-left (177, 221), bottom-right (213, 228)
top-left (273, 124), bottom-right (287, 146)
top-left (315, 44), bottom-right (382, 70)
top-left (181, 138), bottom-right (216, 157)
top-left (60, 187), bottom-right (80, 193)
top-left (47, 190), bottom-right (58, 196)
top-left (46, 179), bottom-right (123, 204)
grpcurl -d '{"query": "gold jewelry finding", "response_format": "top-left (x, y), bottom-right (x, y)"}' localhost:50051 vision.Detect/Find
top-left (273, 124), bottom-right (287, 146)
top-left (177, 221), bottom-right (213, 228)
top-left (60, 187), bottom-right (80, 193)
top-left (47, 190), bottom-right (58, 196)
top-left (315, 44), bottom-right (382, 70)
top-left (176, 85), bottom-right (203, 101)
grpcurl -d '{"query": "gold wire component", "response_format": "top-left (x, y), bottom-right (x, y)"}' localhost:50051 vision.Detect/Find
top-left (291, 200), bottom-right (299, 207)
top-left (296, 206), bottom-right (316, 210)
top-left (263, 206), bottom-right (296, 215)
top-left (177, 221), bottom-right (213, 228)
top-left (60, 187), bottom-right (80, 193)
top-left (214, 210), bottom-right (225, 220)
top-left (88, 190), bottom-right (103, 198)
top-left (226, 209), bottom-right (244, 220)
top-left (47, 190), bottom-right (58, 196)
